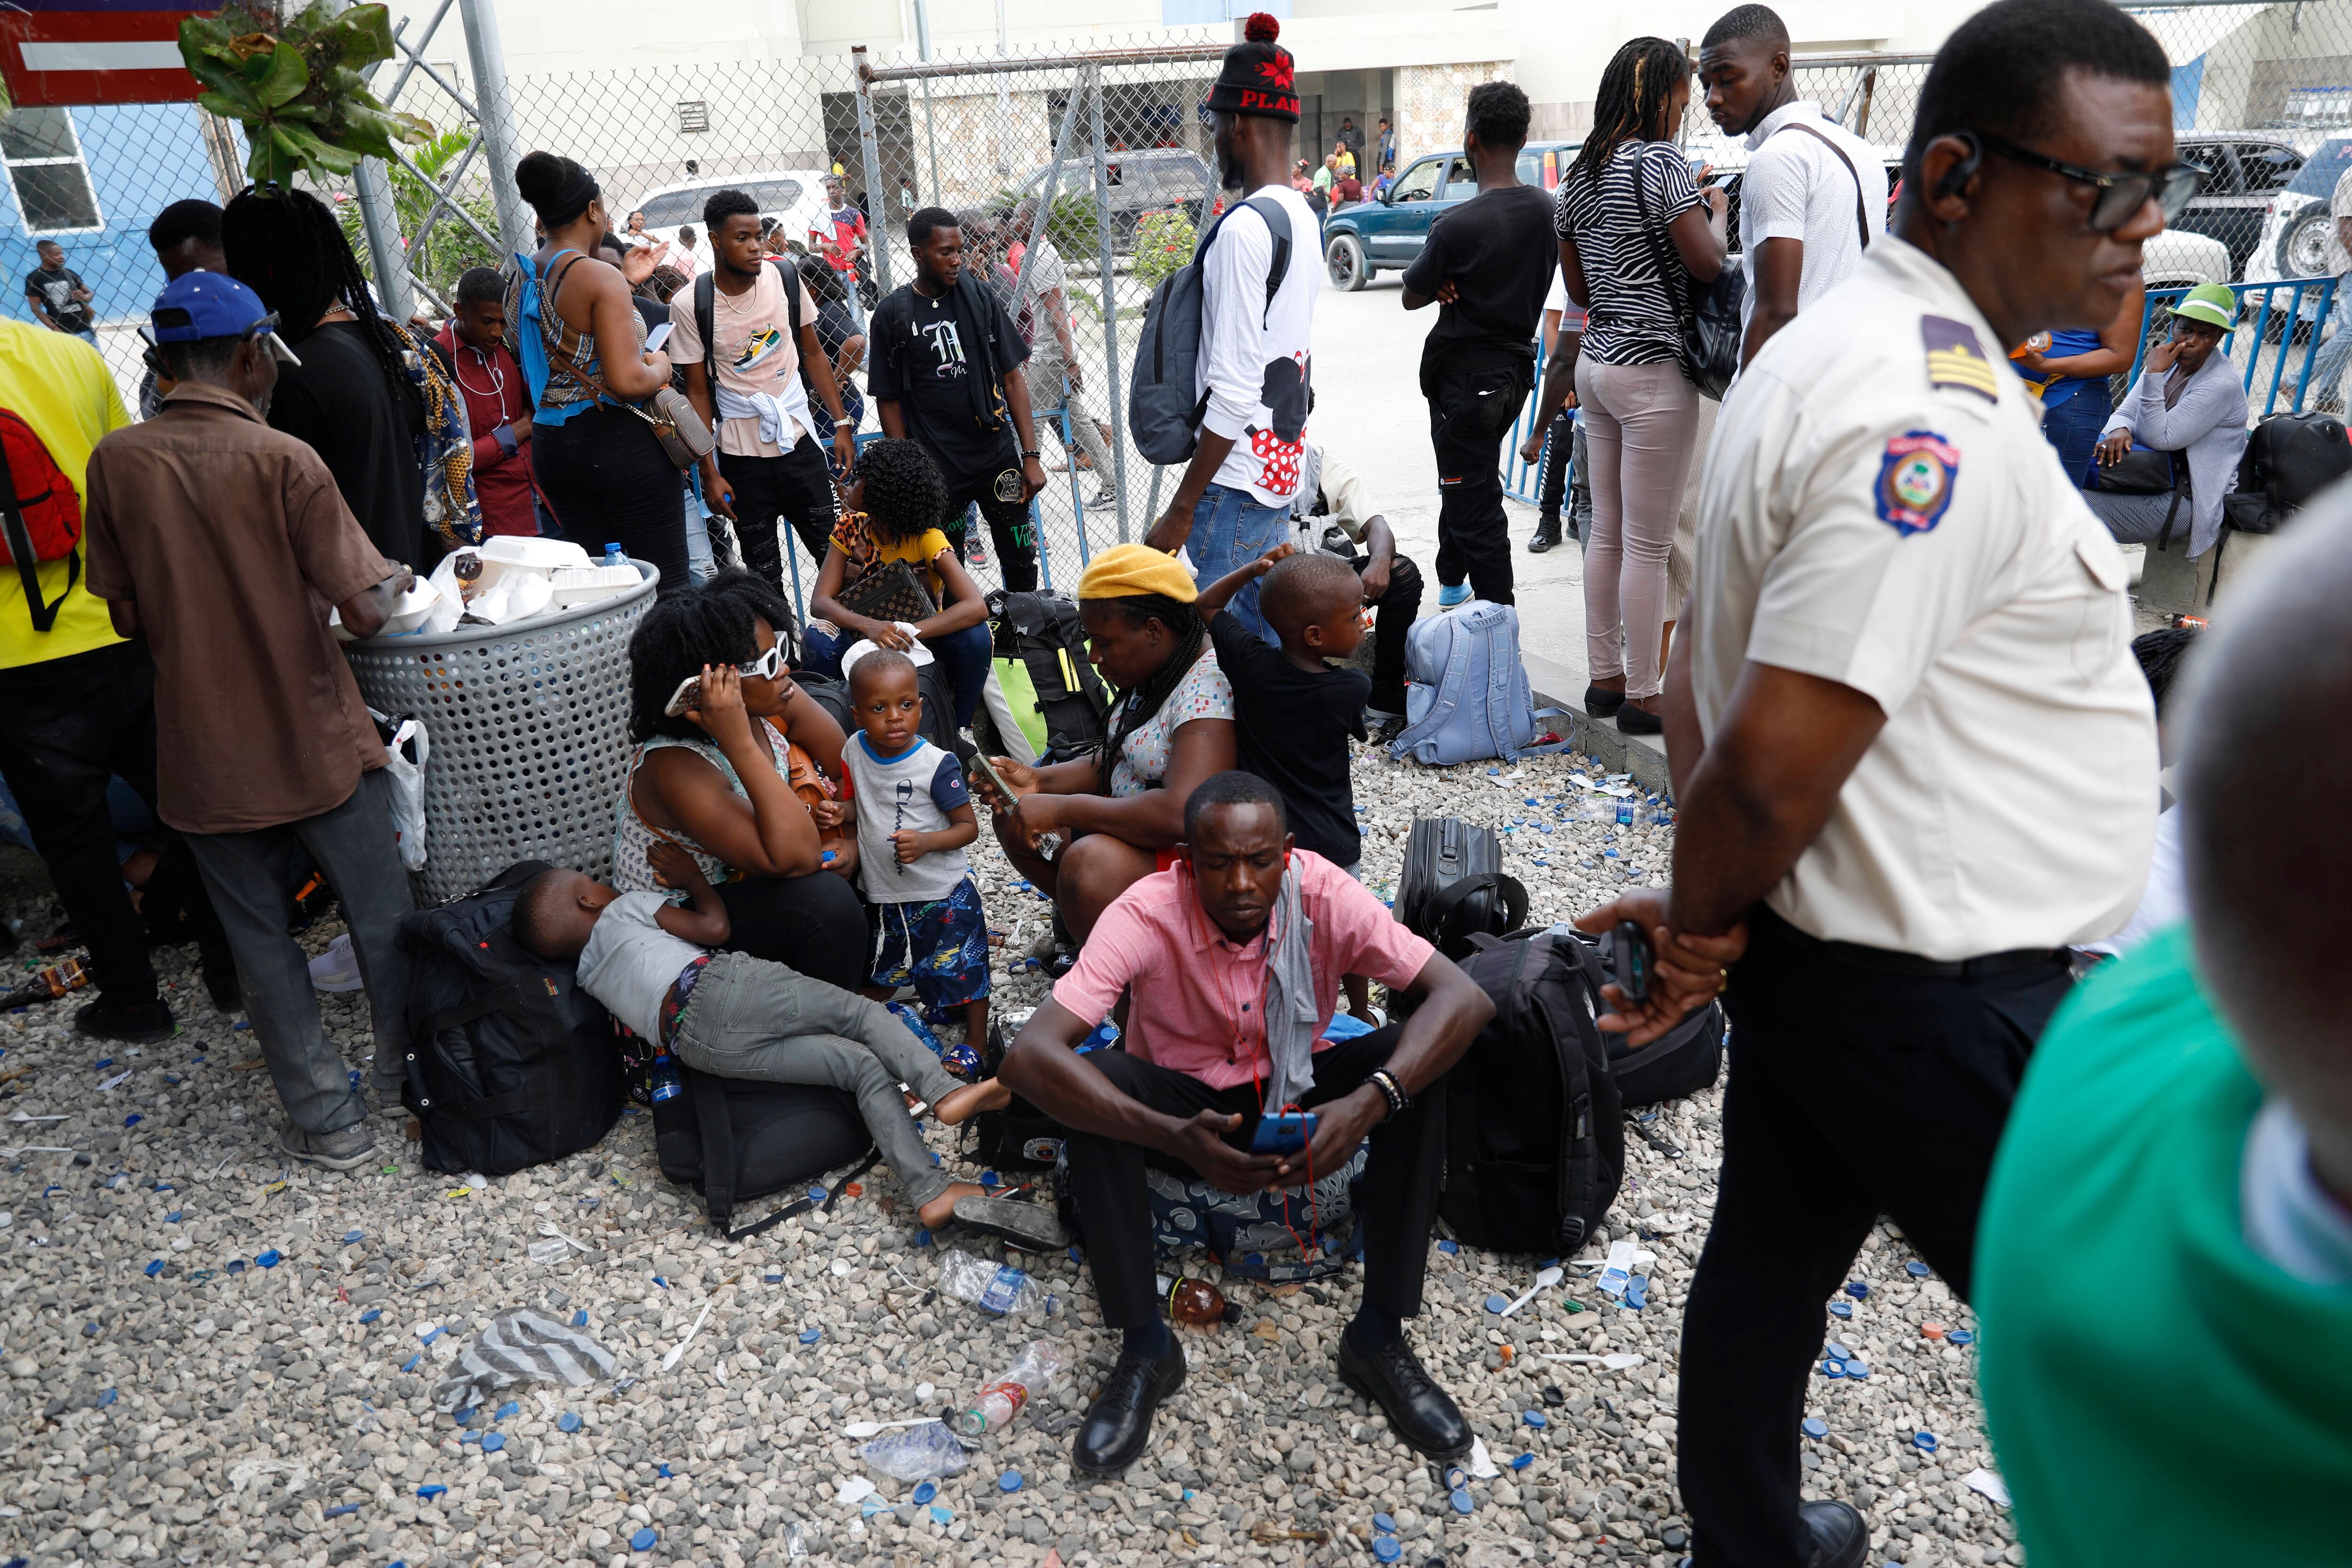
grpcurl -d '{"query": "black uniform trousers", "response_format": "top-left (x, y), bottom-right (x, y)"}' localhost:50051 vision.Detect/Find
top-left (1059, 1025), bottom-right (1441, 1331)
top-left (1424, 352), bottom-right (1532, 605)
top-left (718, 438), bottom-right (839, 599)
top-left (0, 641), bottom-right (222, 1007)
top-left (1679, 905), bottom-right (2073, 1568)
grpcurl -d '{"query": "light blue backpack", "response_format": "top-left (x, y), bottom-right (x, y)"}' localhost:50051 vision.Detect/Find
top-left (1389, 600), bottom-right (1567, 765)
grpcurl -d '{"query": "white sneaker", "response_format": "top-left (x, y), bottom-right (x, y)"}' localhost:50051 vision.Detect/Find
top-left (309, 933), bottom-right (364, 993)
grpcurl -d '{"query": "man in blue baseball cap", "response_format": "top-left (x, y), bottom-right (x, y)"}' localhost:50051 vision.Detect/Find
top-left (80, 270), bottom-right (419, 1171)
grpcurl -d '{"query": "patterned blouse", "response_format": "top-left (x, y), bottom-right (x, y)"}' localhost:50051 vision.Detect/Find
top-left (1108, 647), bottom-right (1235, 797)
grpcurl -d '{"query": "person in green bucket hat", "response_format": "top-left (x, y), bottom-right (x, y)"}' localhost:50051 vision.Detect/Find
top-left (2083, 280), bottom-right (2249, 561)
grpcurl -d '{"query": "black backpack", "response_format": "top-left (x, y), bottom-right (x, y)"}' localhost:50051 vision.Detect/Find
top-left (793, 664), bottom-right (960, 756)
top-left (1395, 818), bottom-right (1528, 960)
top-left (965, 1009), bottom-right (1071, 1173)
top-left (989, 589), bottom-right (1110, 763)
top-left (396, 860), bottom-right (625, 1177)
top-left (1436, 929), bottom-right (1623, 1256)
top-left (1557, 928), bottom-right (1725, 1110)
top-left (651, 1065), bottom-right (878, 1238)
top-left (2225, 410), bottom-right (2352, 535)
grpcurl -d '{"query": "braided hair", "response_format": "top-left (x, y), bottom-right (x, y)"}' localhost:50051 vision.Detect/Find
top-left (853, 438), bottom-right (948, 546)
top-left (1568, 37), bottom-right (1693, 187)
top-left (221, 185), bottom-right (413, 396)
top-left (1090, 593), bottom-right (1206, 781)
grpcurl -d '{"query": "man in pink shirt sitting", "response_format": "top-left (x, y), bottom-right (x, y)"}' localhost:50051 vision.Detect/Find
top-left (1001, 772), bottom-right (1495, 1476)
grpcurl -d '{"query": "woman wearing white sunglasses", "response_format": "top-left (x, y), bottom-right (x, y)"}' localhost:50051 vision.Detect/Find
top-left (610, 570), bottom-right (866, 988)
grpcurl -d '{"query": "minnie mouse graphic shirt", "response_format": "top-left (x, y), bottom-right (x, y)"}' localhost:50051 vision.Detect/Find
top-left (1196, 184), bottom-right (1319, 507)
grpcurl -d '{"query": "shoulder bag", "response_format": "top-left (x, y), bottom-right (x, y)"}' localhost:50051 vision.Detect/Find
top-left (540, 254), bottom-right (715, 471)
top-left (1629, 146), bottom-right (1742, 400)
top-left (833, 558), bottom-right (937, 626)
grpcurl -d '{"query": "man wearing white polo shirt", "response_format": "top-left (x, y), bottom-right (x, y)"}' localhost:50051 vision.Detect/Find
top-left (1700, 4), bottom-right (1886, 368)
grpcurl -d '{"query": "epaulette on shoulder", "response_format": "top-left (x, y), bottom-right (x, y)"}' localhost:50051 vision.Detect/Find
top-left (1921, 314), bottom-right (1999, 403)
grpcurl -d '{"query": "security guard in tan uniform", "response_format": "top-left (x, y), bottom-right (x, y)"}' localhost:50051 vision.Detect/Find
top-left (1576, 3), bottom-right (2203, 1564)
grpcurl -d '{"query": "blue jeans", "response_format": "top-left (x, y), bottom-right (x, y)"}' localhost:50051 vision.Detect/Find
top-left (1185, 481), bottom-right (1291, 645)
top-left (2041, 383), bottom-right (2111, 488)
top-left (2310, 286), bottom-right (2352, 408)
top-left (802, 617), bottom-right (993, 730)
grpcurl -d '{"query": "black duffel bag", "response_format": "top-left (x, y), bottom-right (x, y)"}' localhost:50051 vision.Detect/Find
top-left (396, 860), bottom-right (624, 1176)
top-left (1395, 817), bottom-right (1527, 961)
top-left (1557, 928), bottom-right (1725, 1109)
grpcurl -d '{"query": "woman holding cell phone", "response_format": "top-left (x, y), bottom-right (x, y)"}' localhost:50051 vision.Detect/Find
top-left (612, 570), bottom-right (867, 987)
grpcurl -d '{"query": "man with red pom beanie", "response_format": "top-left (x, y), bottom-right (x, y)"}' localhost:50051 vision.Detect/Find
top-left (1142, 14), bottom-right (1324, 648)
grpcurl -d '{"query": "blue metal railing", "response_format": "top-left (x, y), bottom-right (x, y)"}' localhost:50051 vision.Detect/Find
top-left (1502, 335), bottom-right (1560, 507)
top-left (2132, 276), bottom-right (2338, 418)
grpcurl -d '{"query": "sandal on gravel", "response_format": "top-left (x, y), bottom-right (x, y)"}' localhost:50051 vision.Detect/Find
top-left (952, 1194), bottom-right (1068, 1251)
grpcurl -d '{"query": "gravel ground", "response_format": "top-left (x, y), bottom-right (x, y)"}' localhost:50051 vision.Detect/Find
top-left (0, 742), bottom-right (2019, 1568)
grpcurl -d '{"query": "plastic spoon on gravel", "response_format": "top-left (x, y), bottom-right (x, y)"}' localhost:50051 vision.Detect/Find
top-left (661, 1302), bottom-right (712, 1371)
top-left (536, 1219), bottom-right (594, 1253)
top-left (1543, 1352), bottom-right (1646, 1370)
top-left (841, 1416), bottom-right (938, 1439)
top-left (1498, 1266), bottom-right (1564, 1317)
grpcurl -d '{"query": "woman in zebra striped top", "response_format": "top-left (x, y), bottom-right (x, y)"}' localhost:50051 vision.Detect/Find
top-left (1553, 36), bottom-right (1726, 735)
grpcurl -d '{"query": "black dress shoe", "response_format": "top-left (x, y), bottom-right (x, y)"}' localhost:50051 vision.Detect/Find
top-left (1798, 1499), bottom-right (1868, 1568)
top-left (1582, 683), bottom-right (1627, 719)
top-left (1616, 701), bottom-right (1664, 736)
top-left (73, 995), bottom-right (175, 1043)
top-left (1073, 1340), bottom-right (1184, 1475)
top-left (1336, 1332), bottom-right (1470, 1460)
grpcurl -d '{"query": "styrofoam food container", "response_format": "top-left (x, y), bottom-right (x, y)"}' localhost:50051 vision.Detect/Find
top-left (549, 563), bottom-right (641, 607)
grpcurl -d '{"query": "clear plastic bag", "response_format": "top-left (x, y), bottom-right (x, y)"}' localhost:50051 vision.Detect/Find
top-left (858, 1419), bottom-right (971, 1482)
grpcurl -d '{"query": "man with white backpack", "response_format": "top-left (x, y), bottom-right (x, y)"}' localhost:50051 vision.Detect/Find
top-left (1139, 13), bottom-right (1319, 646)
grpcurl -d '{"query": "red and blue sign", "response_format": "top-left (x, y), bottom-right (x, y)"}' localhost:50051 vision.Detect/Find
top-left (0, 0), bottom-right (216, 110)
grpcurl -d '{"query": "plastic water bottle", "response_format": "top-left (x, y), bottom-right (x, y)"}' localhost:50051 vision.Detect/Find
top-left (1562, 797), bottom-right (1667, 825)
top-left (649, 1051), bottom-right (683, 1104)
top-left (954, 1341), bottom-right (1066, 1436)
top-left (937, 1248), bottom-right (1050, 1317)
top-left (603, 541), bottom-right (627, 568)
top-left (1076, 1019), bottom-right (1120, 1055)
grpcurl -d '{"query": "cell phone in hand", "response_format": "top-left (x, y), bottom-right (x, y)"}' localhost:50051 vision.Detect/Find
top-left (1611, 919), bottom-right (1652, 1003)
top-left (961, 743), bottom-right (1012, 804)
top-left (1250, 1110), bottom-right (1317, 1156)
top-left (645, 320), bottom-right (674, 353)
top-left (663, 673), bottom-right (702, 717)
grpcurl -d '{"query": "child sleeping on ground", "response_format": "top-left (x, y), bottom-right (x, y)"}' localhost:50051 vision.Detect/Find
top-left (513, 841), bottom-right (1059, 1246)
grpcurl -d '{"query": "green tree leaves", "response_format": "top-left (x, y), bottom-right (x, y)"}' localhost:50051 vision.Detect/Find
top-left (180, 1), bottom-right (430, 185)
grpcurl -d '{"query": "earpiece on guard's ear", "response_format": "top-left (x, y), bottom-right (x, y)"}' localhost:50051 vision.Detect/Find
top-left (1935, 132), bottom-right (1983, 202)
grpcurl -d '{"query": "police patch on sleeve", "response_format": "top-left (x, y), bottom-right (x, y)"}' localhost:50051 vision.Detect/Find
top-left (1875, 432), bottom-right (1959, 535)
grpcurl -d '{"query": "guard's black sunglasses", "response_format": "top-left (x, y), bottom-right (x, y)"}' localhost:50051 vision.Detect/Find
top-left (1975, 133), bottom-right (2206, 232)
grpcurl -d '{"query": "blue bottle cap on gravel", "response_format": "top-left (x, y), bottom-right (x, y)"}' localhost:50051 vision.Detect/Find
top-left (343, 1229), bottom-right (364, 1243)
top-left (999, 1470), bottom-right (1023, 1493)
top-left (417, 1485), bottom-right (445, 1500)
top-left (1522, 1409), bottom-right (1548, 1428)
top-left (1913, 1431), bottom-right (1937, 1451)
top-left (765, 1269), bottom-right (783, 1283)
top-left (808, 1186), bottom-right (827, 1202)
top-left (659, 1465), bottom-right (673, 1478)
top-left (800, 1327), bottom-right (822, 1345)
top-left (1485, 1294), bottom-right (1511, 1314)
top-left (144, 1259), bottom-right (164, 1277)
top-left (630, 1528), bottom-right (658, 1552)
top-left (1821, 1361), bottom-right (1845, 1379)
top-left (1510, 1453), bottom-right (1534, 1471)
top-left (1444, 1466), bottom-right (1469, 1491)
top-left (1947, 1329), bottom-right (1974, 1346)
top-left (1847, 1361), bottom-right (1871, 1379)
top-left (1375, 1539), bottom-right (1403, 1562)
top-left (359, 1309), bottom-right (381, 1324)
top-left (1438, 1240), bottom-right (1458, 1254)
top-left (482, 1433), bottom-right (506, 1452)
top-left (1373, 1513), bottom-right (1396, 1534)
top-left (1801, 1418), bottom-right (1828, 1439)
top-left (559, 1413), bottom-right (581, 1433)
top-left (913, 1481), bottom-right (938, 1505)
top-left (1450, 1488), bottom-right (1474, 1514)
top-left (496, 1401), bottom-right (520, 1419)
top-left (1905, 1260), bottom-right (1930, 1277)
top-left (1828, 1301), bottom-right (1853, 1319)
top-left (256, 1249), bottom-right (281, 1267)
top-left (1843, 1281), bottom-right (1869, 1299)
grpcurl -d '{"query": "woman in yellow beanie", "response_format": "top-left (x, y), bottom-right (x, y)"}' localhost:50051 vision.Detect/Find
top-left (970, 544), bottom-right (1238, 952)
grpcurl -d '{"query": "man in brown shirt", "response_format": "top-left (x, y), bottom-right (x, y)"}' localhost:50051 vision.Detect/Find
top-left (84, 272), bottom-right (416, 1170)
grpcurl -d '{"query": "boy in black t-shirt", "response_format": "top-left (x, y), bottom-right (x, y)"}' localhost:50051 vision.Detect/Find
top-left (1198, 545), bottom-right (1371, 875)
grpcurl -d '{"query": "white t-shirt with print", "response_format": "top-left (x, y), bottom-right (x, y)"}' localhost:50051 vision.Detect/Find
top-left (1197, 185), bottom-right (1319, 508)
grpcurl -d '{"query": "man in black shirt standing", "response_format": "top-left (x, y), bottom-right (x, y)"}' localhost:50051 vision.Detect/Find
top-left (1400, 81), bottom-right (1554, 608)
top-left (25, 241), bottom-right (96, 342)
top-left (867, 206), bottom-right (1048, 590)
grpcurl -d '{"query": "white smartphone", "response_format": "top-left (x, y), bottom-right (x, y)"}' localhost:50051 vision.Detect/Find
top-left (646, 320), bottom-right (675, 354)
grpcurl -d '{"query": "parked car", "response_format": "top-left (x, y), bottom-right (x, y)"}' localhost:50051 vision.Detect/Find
top-left (623, 170), bottom-right (834, 255)
top-left (2140, 228), bottom-right (2232, 292)
top-left (1013, 147), bottom-right (1214, 253)
top-left (2249, 135), bottom-right (2352, 282)
top-left (2169, 133), bottom-right (2305, 277)
top-left (1322, 142), bottom-right (1579, 291)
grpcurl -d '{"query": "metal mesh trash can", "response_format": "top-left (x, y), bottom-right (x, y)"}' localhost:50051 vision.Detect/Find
top-left (344, 563), bottom-right (656, 905)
